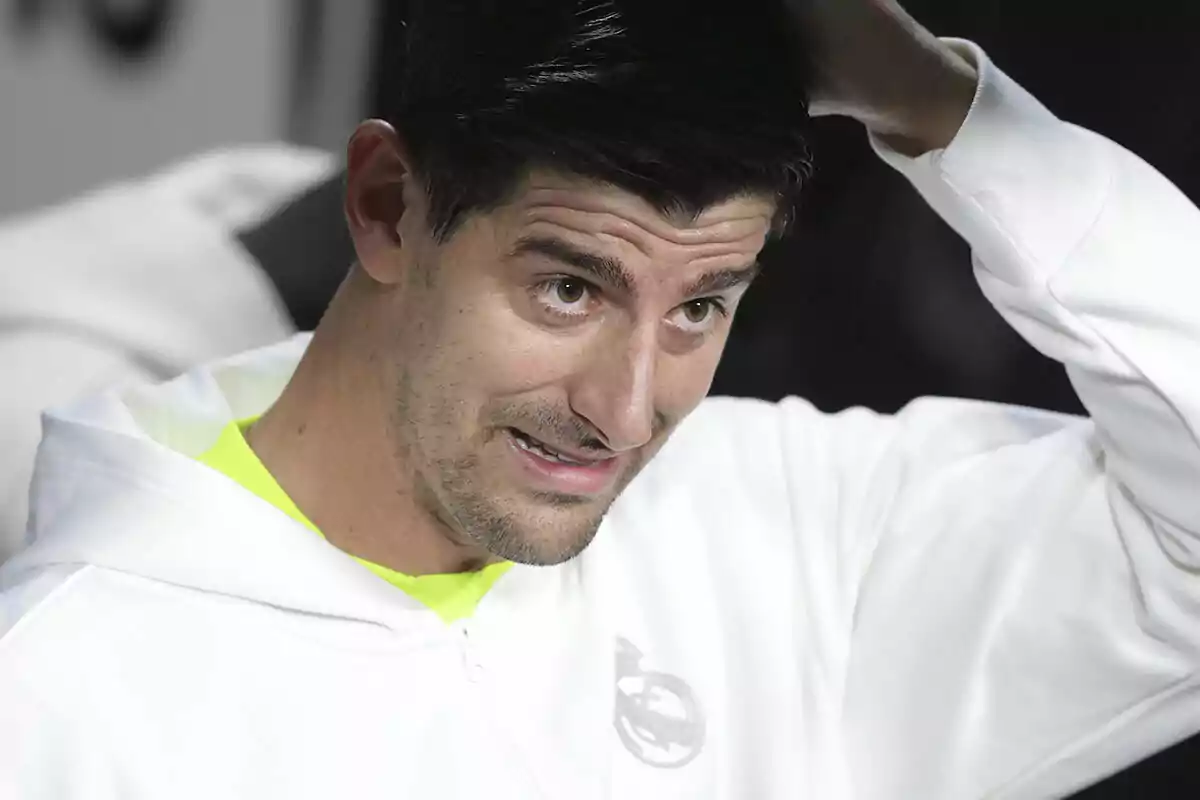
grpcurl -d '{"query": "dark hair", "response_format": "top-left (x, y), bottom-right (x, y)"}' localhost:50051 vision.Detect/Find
top-left (380, 0), bottom-right (815, 240)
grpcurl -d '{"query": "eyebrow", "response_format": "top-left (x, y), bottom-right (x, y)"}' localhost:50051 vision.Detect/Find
top-left (512, 236), bottom-right (634, 295)
top-left (681, 263), bottom-right (761, 298)
top-left (511, 234), bottom-right (760, 299)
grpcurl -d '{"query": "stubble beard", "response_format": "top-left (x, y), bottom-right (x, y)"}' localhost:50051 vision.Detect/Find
top-left (418, 448), bottom-right (621, 566)
top-left (391, 370), bottom-right (651, 567)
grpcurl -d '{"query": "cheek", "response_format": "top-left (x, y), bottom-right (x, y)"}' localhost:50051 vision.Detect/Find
top-left (466, 309), bottom-right (728, 412)
top-left (467, 296), bottom-right (595, 393)
top-left (657, 343), bottom-right (725, 418)
top-left (406, 284), bottom-right (584, 403)
top-left (387, 290), bottom-right (489, 426)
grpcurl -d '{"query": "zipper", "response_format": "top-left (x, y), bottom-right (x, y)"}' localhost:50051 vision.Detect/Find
top-left (453, 620), bottom-right (484, 683)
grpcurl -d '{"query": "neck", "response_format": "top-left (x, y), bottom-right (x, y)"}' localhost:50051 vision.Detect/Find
top-left (247, 275), bottom-right (494, 576)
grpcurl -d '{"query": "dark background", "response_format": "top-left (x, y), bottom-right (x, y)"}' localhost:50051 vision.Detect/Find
top-left (375, 1), bottom-right (1200, 795)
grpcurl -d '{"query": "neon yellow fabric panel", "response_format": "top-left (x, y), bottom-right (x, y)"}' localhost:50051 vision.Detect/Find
top-left (197, 419), bottom-right (511, 624)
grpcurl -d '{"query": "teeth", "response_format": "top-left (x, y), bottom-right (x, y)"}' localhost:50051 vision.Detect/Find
top-left (513, 432), bottom-right (586, 466)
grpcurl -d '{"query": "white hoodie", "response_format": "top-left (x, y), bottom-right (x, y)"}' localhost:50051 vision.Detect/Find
top-left (3, 45), bottom-right (1200, 800)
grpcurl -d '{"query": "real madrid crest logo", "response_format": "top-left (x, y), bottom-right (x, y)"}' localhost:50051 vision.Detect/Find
top-left (612, 637), bottom-right (706, 769)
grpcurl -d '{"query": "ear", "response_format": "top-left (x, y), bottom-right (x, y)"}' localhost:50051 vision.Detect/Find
top-left (344, 119), bottom-right (419, 286)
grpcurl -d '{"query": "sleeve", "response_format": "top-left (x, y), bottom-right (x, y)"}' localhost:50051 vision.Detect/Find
top-left (804, 43), bottom-right (1200, 799)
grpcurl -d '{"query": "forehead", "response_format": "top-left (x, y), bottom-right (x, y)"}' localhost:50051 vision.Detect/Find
top-left (494, 170), bottom-right (775, 259)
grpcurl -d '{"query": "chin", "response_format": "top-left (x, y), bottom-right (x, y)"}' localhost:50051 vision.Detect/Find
top-left (476, 500), bottom-right (608, 567)
top-left (497, 531), bottom-right (600, 566)
top-left (430, 444), bottom-right (624, 566)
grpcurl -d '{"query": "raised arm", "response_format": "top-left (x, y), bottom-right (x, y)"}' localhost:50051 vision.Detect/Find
top-left (777, 2), bottom-right (1200, 796)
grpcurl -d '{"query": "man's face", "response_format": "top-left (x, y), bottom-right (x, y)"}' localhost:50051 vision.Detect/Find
top-left (379, 170), bottom-right (773, 566)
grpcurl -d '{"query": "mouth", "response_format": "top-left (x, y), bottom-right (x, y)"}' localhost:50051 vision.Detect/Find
top-left (508, 428), bottom-right (607, 465)
top-left (505, 428), bottom-right (620, 496)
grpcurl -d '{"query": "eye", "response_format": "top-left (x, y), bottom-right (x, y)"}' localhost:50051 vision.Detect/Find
top-left (667, 298), bottom-right (727, 335)
top-left (554, 279), bottom-right (588, 305)
top-left (533, 277), bottom-right (595, 319)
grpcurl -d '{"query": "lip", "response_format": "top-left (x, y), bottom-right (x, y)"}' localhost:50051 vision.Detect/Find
top-left (505, 429), bottom-right (620, 496)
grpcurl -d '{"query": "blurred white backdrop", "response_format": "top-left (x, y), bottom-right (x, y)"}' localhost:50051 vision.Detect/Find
top-left (0, 0), bottom-right (372, 219)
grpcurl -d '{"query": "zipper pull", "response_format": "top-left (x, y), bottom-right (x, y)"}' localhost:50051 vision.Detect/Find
top-left (455, 621), bottom-right (484, 683)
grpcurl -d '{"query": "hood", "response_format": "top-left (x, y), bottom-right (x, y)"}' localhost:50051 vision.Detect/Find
top-left (3, 335), bottom-right (432, 632)
top-left (0, 146), bottom-right (333, 377)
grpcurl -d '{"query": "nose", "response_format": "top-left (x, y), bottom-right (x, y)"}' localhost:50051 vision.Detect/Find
top-left (568, 325), bottom-right (658, 453)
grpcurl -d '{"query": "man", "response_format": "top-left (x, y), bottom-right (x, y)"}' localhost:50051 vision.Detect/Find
top-left (2, 1), bottom-right (1198, 797)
